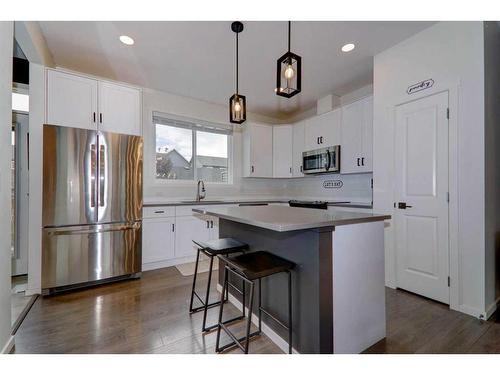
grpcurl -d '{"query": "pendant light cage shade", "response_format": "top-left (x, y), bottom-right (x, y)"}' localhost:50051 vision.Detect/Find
top-left (229, 93), bottom-right (246, 124)
top-left (276, 51), bottom-right (302, 98)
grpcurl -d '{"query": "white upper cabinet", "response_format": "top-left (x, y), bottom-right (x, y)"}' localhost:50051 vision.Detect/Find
top-left (242, 122), bottom-right (273, 178)
top-left (98, 81), bottom-right (142, 135)
top-left (304, 108), bottom-right (341, 151)
top-left (47, 69), bottom-right (98, 130)
top-left (292, 121), bottom-right (305, 177)
top-left (272, 125), bottom-right (293, 178)
top-left (46, 69), bottom-right (142, 135)
top-left (341, 96), bottom-right (373, 174)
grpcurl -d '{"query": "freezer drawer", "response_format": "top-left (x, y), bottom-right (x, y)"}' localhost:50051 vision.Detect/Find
top-left (42, 221), bottom-right (142, 291)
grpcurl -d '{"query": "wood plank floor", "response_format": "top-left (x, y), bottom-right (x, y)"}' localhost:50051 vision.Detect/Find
top-left (11, 266), bottom-right (500, 354)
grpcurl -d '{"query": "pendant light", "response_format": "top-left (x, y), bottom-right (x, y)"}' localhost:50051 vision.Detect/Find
top-left (229, 21), bottom-right (246, 124)
top-left (276, 21), bottom-right (302, 98)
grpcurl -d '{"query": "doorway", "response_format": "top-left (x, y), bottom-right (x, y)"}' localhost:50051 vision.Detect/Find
top-left (11, 89), bottom-right (34, 332)
top-left (394, 91), bottom-right (450, 304)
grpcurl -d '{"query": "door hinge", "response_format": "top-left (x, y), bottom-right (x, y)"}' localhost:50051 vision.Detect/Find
top-left (448, 276), bottom-right (450, 287)
top-left (446, 108), bottom-right (450, 119)
top-left (446, 192), bottom-right (450, 203)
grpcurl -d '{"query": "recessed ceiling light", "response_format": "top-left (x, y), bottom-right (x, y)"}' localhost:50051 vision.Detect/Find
top-left (341, 43), bottom-right (355, 52)
top-left (119, 35), bottom-right (134, 45)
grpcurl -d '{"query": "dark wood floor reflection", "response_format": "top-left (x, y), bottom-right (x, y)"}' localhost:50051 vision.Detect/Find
top-left (13, 267), bottom-right (282, 354)
top-left (12, 266), bottom-right (499, 354)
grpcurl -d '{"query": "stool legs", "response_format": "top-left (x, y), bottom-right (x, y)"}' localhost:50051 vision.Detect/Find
top-left (288, 270), bottom-right (292, 354)
top-left (244, 281), bottom-right (255, 354)
top-left (201, 254), bottom-right (215, 332)
top-left (215, 266), bottom-right (228, 352)
top-left (188, 247), bottom-right (201, 313)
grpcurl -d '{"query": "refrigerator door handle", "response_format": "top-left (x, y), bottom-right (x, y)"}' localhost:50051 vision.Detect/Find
top-left (99, 144), bottom-right (105, 207)
top-left (90, 144), bottom-right (97, 208)
top-left (47, 222), bottom-right (141, 236)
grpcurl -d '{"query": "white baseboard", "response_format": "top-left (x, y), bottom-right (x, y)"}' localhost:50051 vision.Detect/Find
top-left (456, 303), bottom-right (489, 320)
top-left (484, 297), bottom-right (500, 320)
top-left (216, 284), bottom-right (299, 354)
top-left (1, 335), bottom-right (15, 354)
top-left (142, 256), bottom-right (196, 271)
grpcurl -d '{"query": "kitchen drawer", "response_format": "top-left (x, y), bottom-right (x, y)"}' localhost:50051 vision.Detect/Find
top-left (143, 206), bottom-right (176, 218)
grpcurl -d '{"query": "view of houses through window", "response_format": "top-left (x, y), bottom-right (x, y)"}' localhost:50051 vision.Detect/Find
top-left (155, 116), bottom-right (230, 183)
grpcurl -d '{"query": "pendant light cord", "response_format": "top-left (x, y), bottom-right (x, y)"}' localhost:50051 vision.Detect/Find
top-left (236, 32), bottom-right (239, 94)
top-left (288, 21), bottom-right (291, 52)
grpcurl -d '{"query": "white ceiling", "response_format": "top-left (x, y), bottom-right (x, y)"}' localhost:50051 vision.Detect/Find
top-left (38, 21), bottom-right (434, 120)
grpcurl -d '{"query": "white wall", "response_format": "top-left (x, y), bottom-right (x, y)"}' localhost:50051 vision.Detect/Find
top-left (373, 22), bottom-right (487, 316)
top-left (284, 173), bottom-right (372, 203)
top-left (143, 88), bottom-right (287, 201)
top-left (0, 21), bottom-right (13, 353)
top-left (26, 63), bottom-right (44, 295)
top-left (483, 21), bottom-right (500, 314)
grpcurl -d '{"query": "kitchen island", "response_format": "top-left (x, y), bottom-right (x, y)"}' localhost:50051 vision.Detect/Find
top-left (192, 205), bottom-right (390, 354)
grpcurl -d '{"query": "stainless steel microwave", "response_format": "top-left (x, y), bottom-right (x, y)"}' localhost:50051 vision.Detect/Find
top-left (302, 145), bottom-right (340, 174)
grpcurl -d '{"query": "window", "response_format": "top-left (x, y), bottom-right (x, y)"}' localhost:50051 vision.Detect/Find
top-left (154, 113), bottom-right (232, 183)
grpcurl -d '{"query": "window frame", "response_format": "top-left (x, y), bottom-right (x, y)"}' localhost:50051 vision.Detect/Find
top-left (152, 112), bottom-right (233, 186)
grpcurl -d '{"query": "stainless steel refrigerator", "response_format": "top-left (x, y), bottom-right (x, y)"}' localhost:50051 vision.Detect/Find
top-left (41, 124), bottom-right (143, 294)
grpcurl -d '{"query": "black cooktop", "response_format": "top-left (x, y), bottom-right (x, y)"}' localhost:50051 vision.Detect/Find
top-left (288, 200), bottom-right (329, 210)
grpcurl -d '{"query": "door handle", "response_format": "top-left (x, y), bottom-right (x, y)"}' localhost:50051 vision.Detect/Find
top-left (99, 113), bottom-right (103, 124)
top-left (320, 136), bottom-right (323, 144)
top-left (357, 157), bottom-right (360, 167)
top-left (251, 165), bottom-right (254, 173)
top-left (361, 157), bottom-right (365, 166)
top-left (397, 202), bottom-right (413, 209)
top-left (90, 144), bottom-right (97, 207)
top-left (289, 167), bottom-right (292, 174)
top-left (99, 144), bottom-right (105, 206)
top-left (48, 223), bottom-right (140, 236)
top-left (206, 220), bottom-right (209, 228)
top-left (210, 220), bottom-right (214, 228)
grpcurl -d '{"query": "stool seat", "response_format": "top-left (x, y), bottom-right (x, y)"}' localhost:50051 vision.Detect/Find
top-left (192, 238), bottom-right (248, 255)
top-left (220, 251), bottom-right (295, 280)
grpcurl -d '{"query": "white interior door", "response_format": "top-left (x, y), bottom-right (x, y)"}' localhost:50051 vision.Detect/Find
top-left (394, 91), bottom-right (449, 304)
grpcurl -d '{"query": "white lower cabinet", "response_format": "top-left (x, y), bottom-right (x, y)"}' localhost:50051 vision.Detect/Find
top-left (142, 217), bottom-right (175, 264)
top-left (174, 214), bottom-right (212, 259)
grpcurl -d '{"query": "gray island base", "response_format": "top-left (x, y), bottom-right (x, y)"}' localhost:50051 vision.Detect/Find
top-left (192, 206), bottom-right (390, 354)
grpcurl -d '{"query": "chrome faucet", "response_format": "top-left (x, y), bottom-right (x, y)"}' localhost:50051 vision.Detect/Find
top-left (196, 180), bottom-right (206, 201)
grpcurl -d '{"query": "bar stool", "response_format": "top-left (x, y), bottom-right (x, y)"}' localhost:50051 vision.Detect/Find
top-left (189, 238), bottom-right (248, 332)
top-left (215, 251), bottom-right (295, 354)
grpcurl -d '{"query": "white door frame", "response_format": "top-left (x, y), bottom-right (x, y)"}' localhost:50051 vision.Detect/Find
top-left (392, 85), bottom-right (460, 314)
top-left (393, 90), bottom-right (450, 304)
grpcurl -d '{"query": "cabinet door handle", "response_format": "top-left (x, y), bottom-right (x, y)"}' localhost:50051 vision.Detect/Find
top-left (206, 221), bottom-right (209, 228)
top-left (172, 223), bottom-right (175, 232)
top-left (210, 220), bottom-right (214, 228)
top-left (93, 112), bottom-right (96, 123)
top-left (99, 113), bottom-right (103, 123)
top-left (290, 167), bottom-right (292, 174)
top-left (317, 137), bottom-right (319, 145)
top-left (320, 136), bottom-right (323, 144)
top-left (300, 165), bottom-right (303, 172)
top-left (251, 165), bottom-right (254, 173)
top-left (154, 210), bottom-right (165, 214)
top-left (361, 157), bottom-right (365, 166)
top-left (357, 158), bottom-right (360, 166)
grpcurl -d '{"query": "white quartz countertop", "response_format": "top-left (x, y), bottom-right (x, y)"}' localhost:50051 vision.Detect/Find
top-left (192, 205), bottom-right (389, 232)
top-left (143, 197), bottom-right (373, 209)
